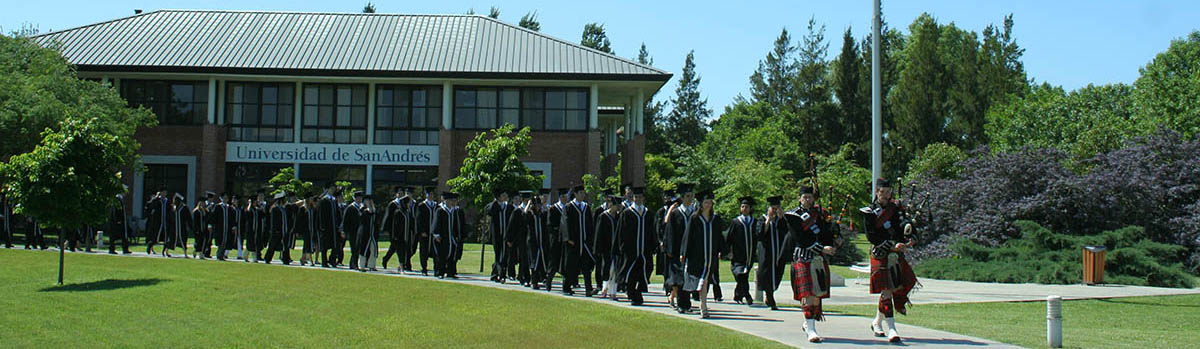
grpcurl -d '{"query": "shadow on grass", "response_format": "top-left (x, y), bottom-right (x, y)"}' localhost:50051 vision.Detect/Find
top-left (1097, 297), bottom-right (1200, 308)
top-left (39, 278), bottom-right (168, 292)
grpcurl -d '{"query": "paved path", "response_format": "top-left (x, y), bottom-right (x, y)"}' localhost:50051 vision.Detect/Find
top-left (762, 276), bottom-right (1200, 306)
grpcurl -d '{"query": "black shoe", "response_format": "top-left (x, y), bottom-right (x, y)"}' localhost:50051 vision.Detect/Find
top-left (109, 251), bottom-right (117, 255)
top-left (123, 250), bottom-right (132, 254)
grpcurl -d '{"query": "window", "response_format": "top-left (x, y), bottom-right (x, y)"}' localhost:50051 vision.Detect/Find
top-left (454, 87), bottom-right (587, 131)
top-left (301, 84), bottom-right (368, 144)
top-left (226, 82), bottom-right (295, 142)
top-left (143, 164), bottom-right (188, 203)
top-left (299, 164), bottom-right (367, 192)
top-left (121, 80), bottom-right (209, 125)
top-left (370, 165), bottom-right (438, 203)
top-left (225, 163), bottom-right (291, 197)
top-left (375, 85), bottom-right (441, 145)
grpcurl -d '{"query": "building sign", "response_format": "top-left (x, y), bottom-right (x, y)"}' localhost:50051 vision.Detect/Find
top-left (226, 142), bottom-right (438, 166)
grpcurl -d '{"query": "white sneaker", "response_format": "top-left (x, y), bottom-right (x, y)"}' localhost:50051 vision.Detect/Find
top-left (871, 311), bottom-right (886, 337)
top-left (805, 319), bottom-right (822, 343)
top-left (886, 318), bottom-right (902, 343)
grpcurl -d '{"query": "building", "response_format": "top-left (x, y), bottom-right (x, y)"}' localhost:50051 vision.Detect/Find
top-left (34, 10), bottom-right (670, 218)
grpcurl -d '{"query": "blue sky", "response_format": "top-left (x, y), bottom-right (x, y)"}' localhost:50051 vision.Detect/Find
top-left (3, 1), bottom-right (1196, 115)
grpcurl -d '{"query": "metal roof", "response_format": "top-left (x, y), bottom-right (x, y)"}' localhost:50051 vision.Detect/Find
top-left (34, 9), bottom-right (671, 81)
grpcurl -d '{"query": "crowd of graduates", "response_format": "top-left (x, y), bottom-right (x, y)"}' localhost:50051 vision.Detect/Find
top-left (0, 177), bottom-right (918, 344)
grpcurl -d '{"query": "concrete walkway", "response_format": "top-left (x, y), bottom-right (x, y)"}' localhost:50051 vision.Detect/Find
top-left (38, 248), bottom-right (1200, 347)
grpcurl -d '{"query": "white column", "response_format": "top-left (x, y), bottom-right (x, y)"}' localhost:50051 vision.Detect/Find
top-left (442, 83), bottom-right (453, 129)
top-left (871, 0), bottom-right (883, 194)
top-left (367, 82), bottom-right (376, 144)
top-left (365, 164), bottom-right (374, 195)
top-left (589, 84), bottom-right (599, 130)
top-left (294, 82), bottom-right (303, 143)
top-left (207, 78), bottom-right (217, 124)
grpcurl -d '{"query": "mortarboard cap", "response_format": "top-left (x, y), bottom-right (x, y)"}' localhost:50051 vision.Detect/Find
top-left (697, 189), bottom-right (715, 201)
top-left (800, 186), bottom-right (815, 195)
top-left (739, 196), bottom-right (756, 205)
top-left (766, 195), bottom-right (783, 206)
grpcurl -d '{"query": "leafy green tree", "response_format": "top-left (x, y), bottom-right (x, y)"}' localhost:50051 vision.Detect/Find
top-left (665, 51), bottom-right (710, 151)
top-left (904, 142), bottom-right (966, 182)
top-left (986, 83), bottom-right (1142, 161)
top-left (581, 23), bottom-right (613, 54)
top-left (889, 13), bottom-right (948, 167)
top-left (713, 158), bottom-right (793, 218)
top-left (644, 153), bottom-right (675, 212)
top-left (1134, 31), bottom-right (1200, 138)
top-left (518, 11), bottom-right (540, 31)
top-left (267, 167), bottom-right (314, 197)
top-left (447, 124), bottom-right (543, 211)
top-left (0, 34), bottom-right (156, 162)
top-left (833, 27), bottom-right (867, 154)
top-left (2, 117), bottom-right (130, 230)
top-left (487, 7), bottom-right (501, 19)
top-left (976, 15), bottom-right (1028, 117)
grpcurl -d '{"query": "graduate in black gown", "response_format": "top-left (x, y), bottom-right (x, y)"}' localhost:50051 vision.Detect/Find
top-left (107, 191), bottom-right (133, 255)
top-left (264, 192), bottom-right (293, 265)
top-left (165, 193), bottom-right (191, 258)
top-left (211, 192), bottom-right (237, 261)
top-left (341, 191), bottom-right (365, 270)
top-left (295, 195), bottom-right (317, 266)
top-left (486, 190), bottom-right (514, 282)
top-left (356, 195), bottom-right (378, 271)
top-left (654, 189), bottom-right (674, 294)
top-left (317, 183), bottom-right (341, 268)
top-left (726, 196), bottom-right (758, 305)
top-left (617, 187), bottom-right (656, 305)
top-left (432, 192), bottom-right (464, 278)
top-left (413, 187), bottom-right (438, 275)
top-left (756, 195), bottom-right (788, 310)
top-left (193, 192), bottom-right (215, 259)
top-left (144, 188), bottom-right (169, 255)
top-left (524, 194), bottom-right (552, 290)
top-left (679, 190), bottom-right (725, 317)
top-left (506, 190), bottom-right (534, 286)
top-left (594, 195), bottom-right (622, 298)
top-left (544, 188), bottom-right (569, 291)
top-left (561, 186), bottom-right (596, 296)
top-left (664, 184), bottom-right (696, 307)
top-left (381, 186), bottom-right (412, 271)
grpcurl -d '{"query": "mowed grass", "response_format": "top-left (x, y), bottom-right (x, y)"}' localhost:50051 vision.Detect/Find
top-left (825, 294), bottom-right (1200, 348)
top-left (0, 248), bottom-right (785, 348)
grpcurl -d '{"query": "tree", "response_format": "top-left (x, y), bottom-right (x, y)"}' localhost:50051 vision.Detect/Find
top-left (465, 8), bottom-right (475, 15)
top-left (581, 23), bottom-right (613, 54)
top-left (267, 167), bottom-right (314, 197)
top-left (0, 34), bottom-right (156, 162)
top-left (518, 11), bottom-right (541, 31)
top-left (833, 27), bottom-right (867, 154)
top-left (447, 124), bottom-right (543, 211)
top-left (643, 153), bottom-right (675, 213)
top-left (986, 83), bottom-right (1142, 161)
top-left (793, 17), bottom-right (838, 154)
top-left (487, 7), bottom-right (501, 19)
top-left (362, 2), bottom-right (376, 14)
top-left (889, 14), bottom-right (947, 169)
top-left (2, 117), bottom-right (132, 231)
top-left (748, 28), bottom-right (798, 110)
top-left (1134, 31), bottom-right (1200, 138)
top-left (664, 51), bottom-right (710, 151)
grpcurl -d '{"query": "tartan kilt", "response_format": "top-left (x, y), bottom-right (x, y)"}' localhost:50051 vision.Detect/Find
top-left (870, 253), bottom-right (917, 295)
top-left (791, 260), bottom-right (830, 300)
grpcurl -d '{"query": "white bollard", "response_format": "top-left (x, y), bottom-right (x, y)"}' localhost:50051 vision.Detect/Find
top-left (1047, 295), bottom-right (1062, 348)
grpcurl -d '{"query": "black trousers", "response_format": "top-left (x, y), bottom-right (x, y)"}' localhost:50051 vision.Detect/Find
top-left (109, 232), bottom-right (131, 253)
top-left (490, 241), bottom-right (505, 279)
top-left (733, 273), bottom-right (751, 302)
top-left (264, 233), bottom-right (289, 264)
top-left (25, 227), bottom-right (46, 250)
top-left (594, 253), bottom-right (610, 287)
top-left (1, 223), bottom-right (12, 247)
top-left (711, 271), bottom-right (723, 300)
top-left (381, 236), bottom-right (406, 269)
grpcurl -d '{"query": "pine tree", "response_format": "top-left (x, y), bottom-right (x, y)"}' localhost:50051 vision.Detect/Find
top-left (362, 2), bottom-right (376, 13)
top-left (581, 23), bottom-right (613, 54)
top-left (488, 7), bottom-right (501, 19)
top-left (749, 28), bottom-right (798, 110)
top-left (834, 27), bottom-right (867, 155)
top-left (666, 51), bottom-right (710, 150)
top-left (518, 11), bottom-right (541, 31)
top-left (637, 43), bottom-right (669, 154)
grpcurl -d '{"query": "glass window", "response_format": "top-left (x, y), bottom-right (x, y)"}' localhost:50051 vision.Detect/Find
top-left (299, 164), bottom-right (367, 193)
top-left (376, 85), bottom-right (442, 145)
top-left (301, 83), bottom-right (367, 144)
top-left (452, 87), bottom-right (588, 131)
top-left (225, 82), bottom-right (295, 142)
top-left (225, 163), bottom-right (290, 197)
top-left (120, 80), bottom-right (209, 125)
top-left (370, 166), bottom-right (438, 203)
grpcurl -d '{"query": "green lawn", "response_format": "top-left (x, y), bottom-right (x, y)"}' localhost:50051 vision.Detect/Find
top-left (825, 294), bottom-right (1200, 348)
top-left (0, 248), bottom-right (784, 348)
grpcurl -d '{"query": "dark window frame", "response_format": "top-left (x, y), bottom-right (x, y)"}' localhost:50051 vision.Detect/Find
top-left (120, 79), bottom-right (209, 126)
top-left (225, 82), bottom-right (295, 143)
top-left (453, 87), bottom-right (589, 132)
top-left (374, 85), bottom-right (442, 145)
top-left (301, 83), bottom-right (369, 144)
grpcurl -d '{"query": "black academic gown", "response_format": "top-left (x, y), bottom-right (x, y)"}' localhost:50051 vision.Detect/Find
top-left (317, 195), bottom-right (339, 252)
top-left (726, 215), bottom-right (758, 276)
top-left (756, 214), bottom-right (788, 292)
top-left (562, 200), bottom-right (595, 280)
top-left (593, 210), bottom-right (619, 283)
top-left (618, 205), bottom-right (656, 292)
top-left (654, 205), bottom-right (669, 277)
top-left (144, 197), bottom-right (168, 244)
top-left (547, 202), bottom-right (567, 273)
top-left (682, 213), bottom-right (725, 291)
top-left (414, 200), bottom-right (437, 265)
top-left (432, 203), bottom-right (464, 275)
top-left (167, 203), bottom-right (191, 249)
top-left (524, 207), bottom-right (551, 274)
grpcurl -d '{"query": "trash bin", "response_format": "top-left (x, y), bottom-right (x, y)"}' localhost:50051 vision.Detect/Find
top-left (1082, 246), bottom-right (1107, 285)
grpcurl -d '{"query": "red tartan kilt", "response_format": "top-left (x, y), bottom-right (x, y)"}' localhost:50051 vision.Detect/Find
top-left (870, 254), bottom-right (917, 294)
top-left (791, 260), bottom-right (830, 300)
